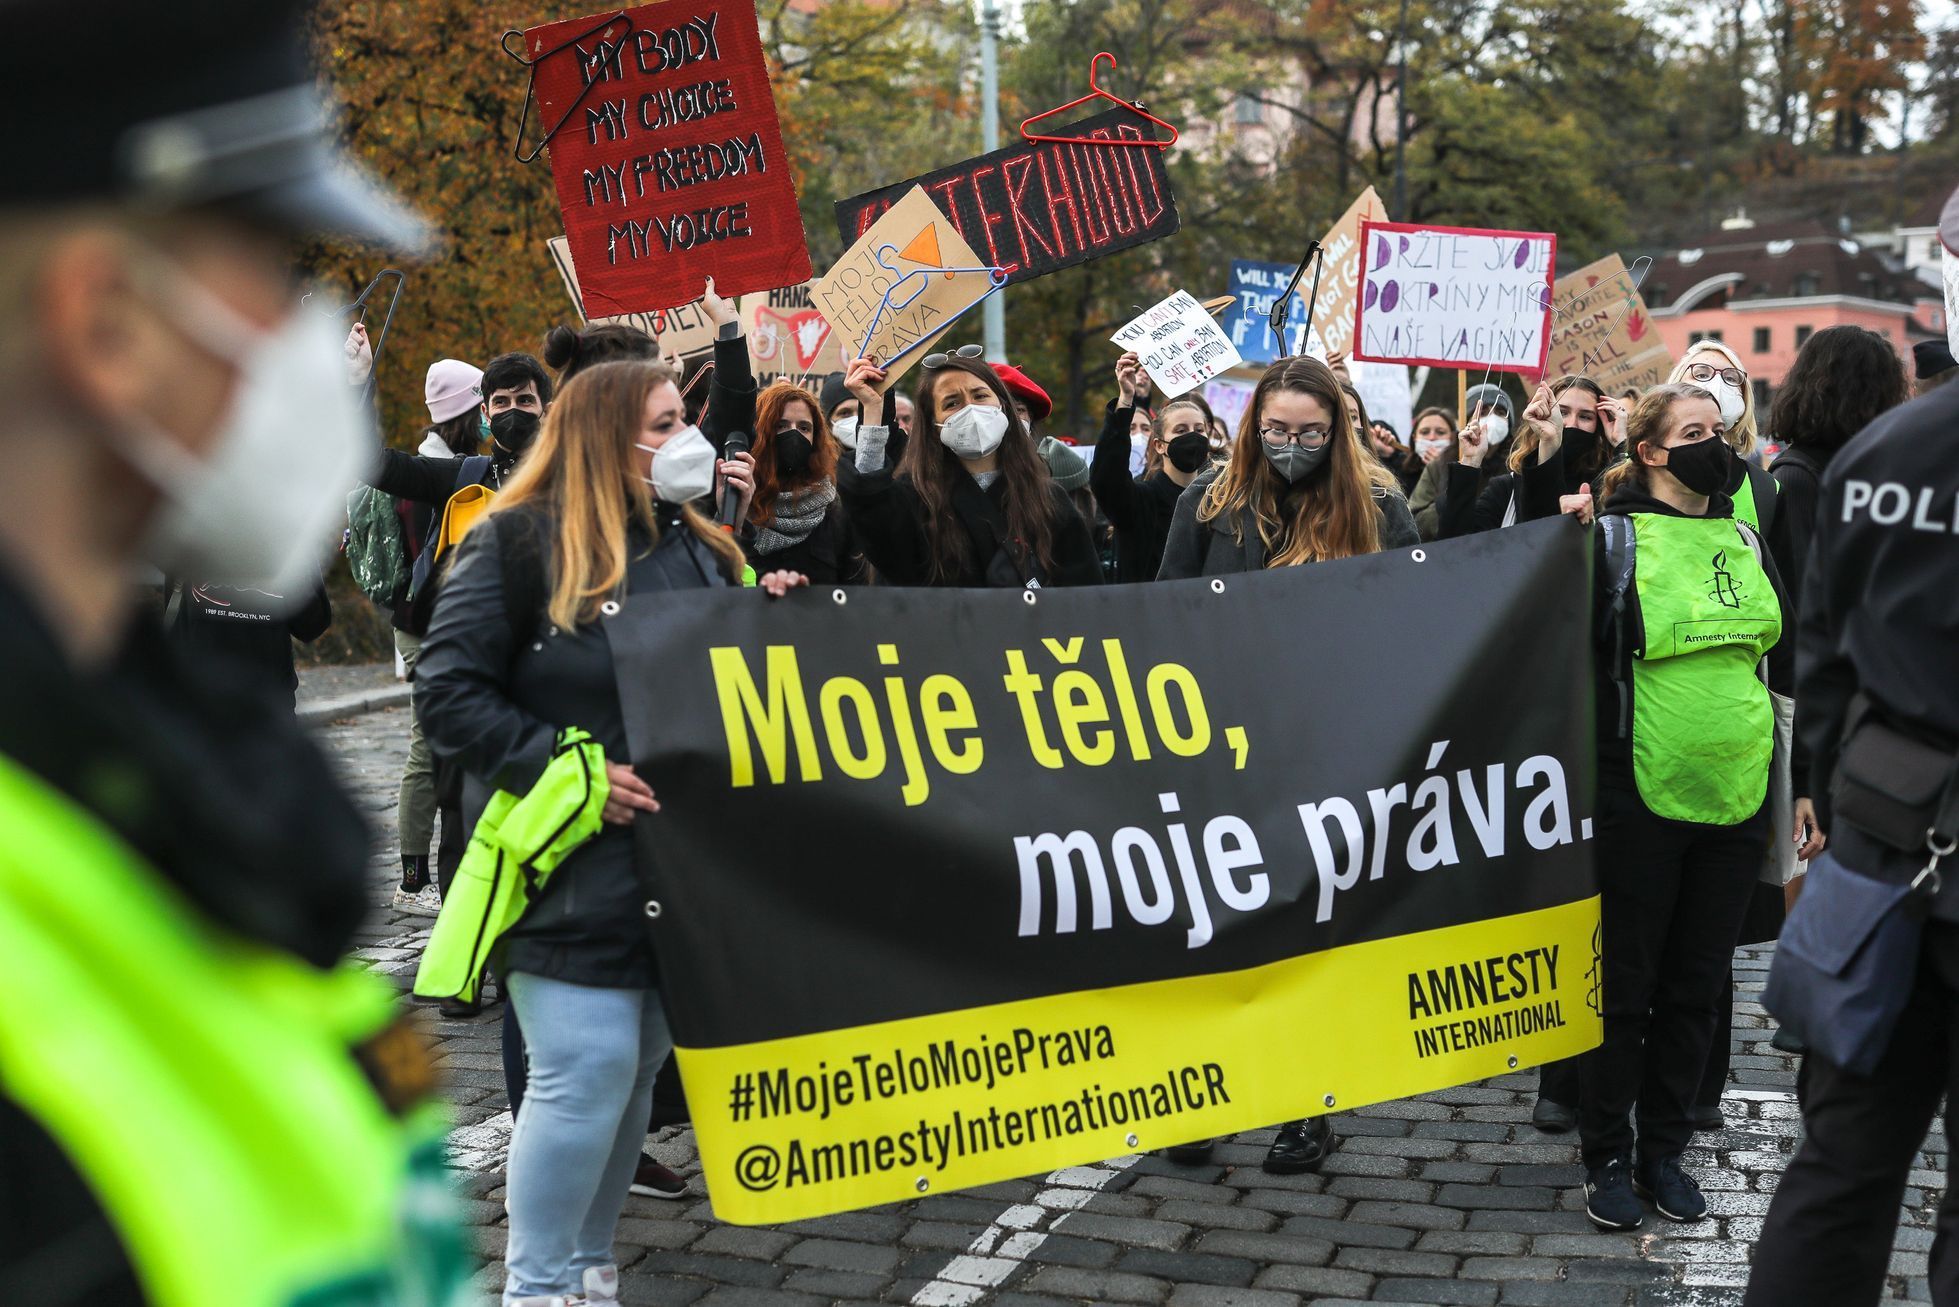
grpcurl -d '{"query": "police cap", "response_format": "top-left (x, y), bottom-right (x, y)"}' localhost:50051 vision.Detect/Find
top-left (0, 0), bottom-right (431, 254)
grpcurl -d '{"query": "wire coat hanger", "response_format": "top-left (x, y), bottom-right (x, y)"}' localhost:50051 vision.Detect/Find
top-left (1019, 52), bottom-right (1178, 149)
top-left (502, 11), bottom-right (635, 163)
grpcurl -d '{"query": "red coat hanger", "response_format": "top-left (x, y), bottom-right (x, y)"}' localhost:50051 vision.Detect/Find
top-left (1019, 51), bottom-right (1178, 149)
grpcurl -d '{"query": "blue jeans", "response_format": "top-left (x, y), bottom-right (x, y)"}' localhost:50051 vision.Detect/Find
top-left (501, 973), bottom-right (672, 1305)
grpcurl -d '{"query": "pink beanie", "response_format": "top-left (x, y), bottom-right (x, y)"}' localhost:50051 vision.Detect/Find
top-left (424, 359), bottom-right (484, 423)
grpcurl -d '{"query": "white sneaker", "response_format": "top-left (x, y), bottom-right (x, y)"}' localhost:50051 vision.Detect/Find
top-left (508, 1297), bottom-right (581, 1306)
top-left (582, 1265), bottom-right (620, 1305)
top-left (392, 883), bottom-right (442, 917)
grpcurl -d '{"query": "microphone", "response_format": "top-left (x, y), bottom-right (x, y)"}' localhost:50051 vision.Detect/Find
top-left (718, 431), bottom-right (750, 531)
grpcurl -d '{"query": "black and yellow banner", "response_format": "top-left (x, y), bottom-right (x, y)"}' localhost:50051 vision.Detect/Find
top-left (610, 518), bottom-right (1602, 1224)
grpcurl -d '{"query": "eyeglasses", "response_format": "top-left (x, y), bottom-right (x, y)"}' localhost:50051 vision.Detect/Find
top-left (923, 344), bottom-right (985, 370)
top-left (1685, 362), bottom-right (1746, 389)
top-left (1258, 425), bottom-right (1330, 447)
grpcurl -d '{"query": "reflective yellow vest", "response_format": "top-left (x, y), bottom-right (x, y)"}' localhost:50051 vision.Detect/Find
top-left (0, 751), bottom-right (476, 1307)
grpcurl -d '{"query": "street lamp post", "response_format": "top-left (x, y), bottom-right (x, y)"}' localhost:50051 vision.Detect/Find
top-left (979, 0), bottom-right (1006, 362)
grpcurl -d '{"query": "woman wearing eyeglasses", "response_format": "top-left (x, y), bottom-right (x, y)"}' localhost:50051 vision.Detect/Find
top-left (835, 346), bottom-right (1103, 588)
top-left (1668, 344), bottom-right (1781, 539)
top-left (1090, 351), bottom-right (1218, 583)
top-left (740, 381), bottom-right (871, 586)
top-left (1157, 355), bottom-right (1418, 580)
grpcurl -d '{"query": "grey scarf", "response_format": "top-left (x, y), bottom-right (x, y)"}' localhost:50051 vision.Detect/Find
top-left (752, 481), bottom-right (837, 555)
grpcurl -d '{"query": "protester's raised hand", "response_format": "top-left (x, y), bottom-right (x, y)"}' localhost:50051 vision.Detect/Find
top-left (1598, 396), bottom-right (1628, 447)
top-left (1457, 422), bottom-right (1488, 468)
top-left (602, 761), bottom-right (660, 825)
top-left (702, 276), bottom-right (739, 329)
top-left (1559, 483), bottom-right (1595, 526)
top-left (844, 356), bottom-right (887, 407)
top-left (760, 570), bottom-right (811, 598)
top-left (1324, 349), bottom-right (1351, 381)
top-left (344, 322), bottom-right (373, 386)
top-left (1115, 352), bottom-right (1149, 405)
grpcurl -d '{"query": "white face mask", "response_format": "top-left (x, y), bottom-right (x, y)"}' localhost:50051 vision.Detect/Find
top-left (638, 425), bottom-right (717, 503)
top-left (116, 260), bottom-right (374, 606)
top-left (831, 414), bottom-right (860, 451)
top-left (1943, 243), bottom-right (1958, 359)
top-left (1700, 373), bottom-right (1747, 428)
top-left (1416, 436), bottom-right (1451, 458)
top-left (939, 404), bottom-right (1009, 459)
top-left (1480, 413), bottom-right (1510, 446)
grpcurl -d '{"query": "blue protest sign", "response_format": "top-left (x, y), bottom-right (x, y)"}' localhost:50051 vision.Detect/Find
top-left (1223, 260), bottom-right (1312, 364)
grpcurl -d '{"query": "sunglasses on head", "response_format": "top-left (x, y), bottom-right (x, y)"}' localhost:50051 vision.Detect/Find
top-left (923, 343), bottom-right (985, 370)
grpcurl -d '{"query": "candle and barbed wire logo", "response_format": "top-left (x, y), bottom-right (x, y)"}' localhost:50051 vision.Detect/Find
top-left (1585, 921), bottom-right (1603, 1016)
top-left (1709, 550), bottom-right (1744, 609)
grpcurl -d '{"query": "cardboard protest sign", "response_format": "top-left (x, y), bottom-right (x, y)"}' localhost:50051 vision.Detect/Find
top-left (738, 282), bottom-right (847, 390)
top-left (523, 0), bottom-right (812, 317)
top-left (1353, 360), bottom-right (1413, 441)
top-left (833, 107), bottom-right (1179, 287)
top-left (1540, 254), bottom-right (1672, 392)
top-left (610, 518), bottom-right (1601, 1223)
top-left (1217, 188), bottom-right (1388, 364)
top-left (809, 187), bottom-right (997, 394)
top-left (1354, 222), bottom-right (1556, 374)
top-left (547, 235), bottom-right (719, 362)
top-left (1112, 291), bottom-right (1244, 398)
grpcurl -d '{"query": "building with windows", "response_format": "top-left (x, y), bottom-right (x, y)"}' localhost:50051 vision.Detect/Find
top-left (1644, 213), bottom-right (1945, 411)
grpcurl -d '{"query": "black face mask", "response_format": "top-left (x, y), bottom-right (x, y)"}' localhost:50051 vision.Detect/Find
top-left (489, 409), bottom-right (540, 457)
top-left (1561, 424), bottom-right (1595, 449)
top-left (1659, 436), bottom-right (1734, 497)
top-left (1166, 432), bottom-right (1211, 473)
top-left (775, 430), bottom-right (813, 477)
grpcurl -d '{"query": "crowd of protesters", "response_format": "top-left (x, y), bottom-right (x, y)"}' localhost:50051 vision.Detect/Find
top-left (326, 283), bottom-right (1959, 1306)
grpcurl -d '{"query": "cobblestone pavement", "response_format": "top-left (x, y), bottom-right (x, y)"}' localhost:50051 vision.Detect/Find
top-left (297, 658), bottom-right (399, 702)
top-left (317, 705), bottom-right (1946, 1307)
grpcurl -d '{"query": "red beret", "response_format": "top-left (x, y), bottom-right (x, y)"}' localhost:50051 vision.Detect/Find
top-left (992, 362), bottom-right (1052, 424)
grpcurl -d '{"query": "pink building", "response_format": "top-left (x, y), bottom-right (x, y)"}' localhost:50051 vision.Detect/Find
top-left (1644, 216), bottom-right (1943, 416)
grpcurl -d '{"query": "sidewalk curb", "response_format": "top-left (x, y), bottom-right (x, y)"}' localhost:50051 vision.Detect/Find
top-left (298, 684), bottom-right (412, 727)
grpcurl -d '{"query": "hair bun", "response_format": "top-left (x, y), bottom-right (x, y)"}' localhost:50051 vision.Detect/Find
top-left (542, 324), bottom-right (583, 372)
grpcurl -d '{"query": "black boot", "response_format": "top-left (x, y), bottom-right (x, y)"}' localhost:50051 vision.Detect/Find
top-left (1161, 1139), bottom-right (1217, 1166)
top-left (1263, 1117), bottom-right (1336, 1174)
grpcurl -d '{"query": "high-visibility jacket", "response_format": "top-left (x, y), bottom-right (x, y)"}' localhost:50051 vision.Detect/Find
top-left (413, 728), bottom-right (610, 1005)
top-left (0, 750), bottom-right (476, 1307)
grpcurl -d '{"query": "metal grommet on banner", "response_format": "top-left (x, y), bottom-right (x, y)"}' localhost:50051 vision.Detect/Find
top-left (600, 599), bottom-right (622, 617)
top-left (1411, 549), bottom-right (1427, 563)
top-left (1125, 1133), bottom-right (1139, 1149)
top-left (832, 589), bottom-right (847, 604)
top-left (1508, 1055), bottom-right (1520, 1069)
top-left (1323, 1093), bottom-right (1336, 1108)
top-left (915, 1177), bottom-right (930, 1193)
top-left (1022, 590), bottom-right (1037, 605)
top-left (1209, 578), bottom-right (1226, 594)
top-left (643, 900), bottom-right (662, 919)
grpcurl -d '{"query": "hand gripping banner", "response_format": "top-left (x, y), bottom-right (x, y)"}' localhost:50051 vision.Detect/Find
top-left (607, 519), bottom-right (1603, 1224)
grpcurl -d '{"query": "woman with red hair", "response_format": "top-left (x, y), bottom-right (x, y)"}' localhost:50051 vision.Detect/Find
top-left (740, 381), bottom-right (871, 585)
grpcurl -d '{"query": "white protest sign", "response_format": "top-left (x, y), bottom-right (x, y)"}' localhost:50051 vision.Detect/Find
top-left (1111, 291), bottom-right (1244, 398)
top-left (1352, 360), bottom-right (1413, 441)
top-left (1353, 222), bottom-right (1556, 375)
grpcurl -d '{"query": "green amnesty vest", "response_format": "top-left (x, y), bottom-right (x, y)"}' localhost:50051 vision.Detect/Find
top-left (0, 751), bottom-right (475, 1307)
top-left (414, 728), bottom-right (609, 1004)
top-left (1626, 513), bottom-right (1781, 825)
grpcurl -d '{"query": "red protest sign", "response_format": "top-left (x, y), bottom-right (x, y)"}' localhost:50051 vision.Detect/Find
top-left (522, 0), bottom-right (812, 318)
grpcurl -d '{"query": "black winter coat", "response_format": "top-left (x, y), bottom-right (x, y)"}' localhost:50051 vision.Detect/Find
top-left (414, 505), bottom-right (739, 988)
top-left (743, 498), bottom-right (871, 585)
top-left (1157, 467), bottom-right (1421, 579)
top-left (1089, 399), bottom-right (1190, 583)
top-left (837, 456), bottom-right (1104, 588)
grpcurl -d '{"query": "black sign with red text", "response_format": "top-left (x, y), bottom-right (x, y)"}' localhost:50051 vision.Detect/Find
top-left (833, 107), bottom-right (1180, 287)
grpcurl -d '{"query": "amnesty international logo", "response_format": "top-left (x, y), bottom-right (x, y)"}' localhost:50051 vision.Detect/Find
top-left (1584, 921), bottom-right (1603, 1016)
top-left (1708, 549), bottom-right (1744, 609)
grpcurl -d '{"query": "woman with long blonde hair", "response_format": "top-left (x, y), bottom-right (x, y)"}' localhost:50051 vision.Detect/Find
top-left (416, 360), bottom-right (804, 1307)
top-left (1157, 355), bottom-right (1417, 578)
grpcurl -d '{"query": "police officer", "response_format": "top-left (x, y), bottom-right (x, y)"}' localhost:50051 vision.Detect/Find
top-left (1743, 183), bottom-right (1959, 1306)
top-left (0, 3), bottom-right (475, 1305)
